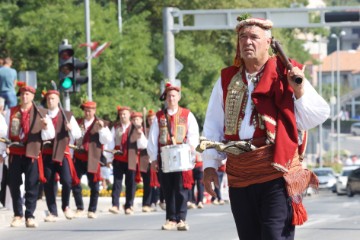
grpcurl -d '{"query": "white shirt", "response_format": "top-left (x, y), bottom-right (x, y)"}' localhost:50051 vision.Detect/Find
top-left (0, 114), bottom-right (8, 155)
top-left (82, 118), bottom-right (113, 145)
top-left (106, 123), bottom-right (148, 163)
top-left (80, 118), bottom-right (113, 163)
top-left (202, 77), bottom-right (330, 169)
top-left (47, 108), bottom-right (82, 142)
top-left (0, 114), bottom-right (7, 138)
top-left (147, 107), bottom-right (200, 162)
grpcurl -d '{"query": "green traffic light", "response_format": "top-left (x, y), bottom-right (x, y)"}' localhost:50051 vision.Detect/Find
top-left (61, 77), bottom-right (73, 89)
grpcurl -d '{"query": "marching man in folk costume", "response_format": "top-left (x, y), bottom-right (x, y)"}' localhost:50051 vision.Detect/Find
top-left (140, 109), bottom-right (160, 212)
top-left (201, 16), bottom-right (330, 239)
top-left (5, 83), bottom-right (55, 228)
top-left (41, 89), bottom-right (82, 222)
top-left (72, 101), bottom-right (112, 219)
top-left (148, 82), bottom-right (200, 231)
top-left (108, 106), bottom-right (147, 215)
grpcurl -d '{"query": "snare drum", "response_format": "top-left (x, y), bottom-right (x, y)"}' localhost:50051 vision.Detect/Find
top-left (160, 144), bottom-right (195, 173)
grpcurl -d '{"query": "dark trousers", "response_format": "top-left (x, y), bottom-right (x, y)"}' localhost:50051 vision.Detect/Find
top-left (211, 170), bottom-right (224, 202)
top-left (150, 187), bottom-right (159, 205)
top-left (8, 155), bottom-right (39, 220)
top-left (191, 167), bottom-right (204, 204)
top-left (111, 161), bottom-right (136, 209)
top-left (157, 171), bottom-right (165, 204)
top-left (162, 171), bottom-right (188, 222)
top-left (141, 165), bottom-right (151, 207)
top-left (43, 154), bottom-right (72, 215)
top-left (72, 159), bottom-right (99, 212)
top-left (229, 177), bottom-right (295, 240)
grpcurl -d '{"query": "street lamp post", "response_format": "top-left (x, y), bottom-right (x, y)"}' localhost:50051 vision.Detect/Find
top-left (318, 36), bottom-right (323, 167)
top-left (331, 31), bottom-right (346, 162)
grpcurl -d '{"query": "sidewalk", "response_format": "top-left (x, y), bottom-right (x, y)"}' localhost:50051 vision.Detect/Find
top-left (0, 196), bottom-right (144, 228)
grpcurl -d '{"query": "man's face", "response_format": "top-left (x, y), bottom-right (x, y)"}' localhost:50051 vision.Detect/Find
top-left (166, 90), bottom-right (180, 108)
top-left (147, 115), bottom-right (156, 126)
top-left (132, 116), bottom-right (143, 127)
top-left (238, 25), bottom-right (271, 61)
top-left (20, 91), bottom-right (34, 105)
top-left (46, 94), bottom-right (60, 110)
top-left (83, 107), bottom-right (96, 120)
top-left (119, 110), bottom-right (131, 124)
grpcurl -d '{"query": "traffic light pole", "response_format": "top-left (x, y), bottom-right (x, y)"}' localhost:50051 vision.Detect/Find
top-left (63, 92), bottom-right (71, 111)
top-left (85, 0), bottom-right (92, 101)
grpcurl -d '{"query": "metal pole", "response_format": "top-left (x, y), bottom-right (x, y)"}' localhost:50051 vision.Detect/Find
top-left (336, 37), bottom-right (341, 162)
top-left (63, 92), bottom-right (70, 111)
top-left (118, 0), bottom-right (122, 33)
top-left (85, 0), bottom-right (92, 101)
top-left (163, 7), bottom-right (176, 85)
top-left (330, 54), bottom-right (335, 163)
top-left (318, 37), bottom-right (323, 167)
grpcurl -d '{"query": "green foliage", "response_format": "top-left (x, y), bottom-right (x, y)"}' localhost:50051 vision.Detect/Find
top-left (0, 0), bottom-right (317, 127)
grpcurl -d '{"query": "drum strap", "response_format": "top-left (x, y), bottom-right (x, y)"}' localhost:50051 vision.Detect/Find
top-left (164, 108), bottom-right (176, 145)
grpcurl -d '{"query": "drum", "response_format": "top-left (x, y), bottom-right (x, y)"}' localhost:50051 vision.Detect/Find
top-left (160, 144), bottom-right (194, 173)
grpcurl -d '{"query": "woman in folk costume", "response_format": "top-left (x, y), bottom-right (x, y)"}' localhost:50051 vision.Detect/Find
top-left (147, 82), bottom-right (200, 231)
top-left (201, 16), bottom-right (330, 239)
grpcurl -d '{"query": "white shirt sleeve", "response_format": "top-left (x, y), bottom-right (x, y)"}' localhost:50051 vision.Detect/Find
top-left (201, 78), bottom-right (227, 169)
top-left (99, 126), bottom-right (112, 145)
top-left (147, 119), bottom-right (159, 162)
top-left (102, 143), bottom-right (114, 163)
top-left (4, 111), bottom-right (10, 139)
top-left (0, 114), bottom-right (8, 138)
top-left (295, 79), bottom-right (331, 130)
top-left (137, 132), bottom-right (148, 149)
top-left (69, 116), bottom-right (82, 140)
top-left (108, 126), bottom-right (116, 150)
top-left (41, 114), bottom-right (56, 140)
top-left (186, 112), bottom-right (200, 151)
top-left (0, 115), bottom-right (6, 154)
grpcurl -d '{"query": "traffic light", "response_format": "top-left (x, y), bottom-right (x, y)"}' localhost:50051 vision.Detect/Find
top-left (73, 58), bottom-right (88, 92)
top-left (58, 39), bottom-right (88, 93)
top-left (58, 41), bottom-right (75, 92)
top-left (325, 11), bottom-right (360, 23)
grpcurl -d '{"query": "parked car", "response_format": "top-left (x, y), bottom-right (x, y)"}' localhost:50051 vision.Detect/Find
top-left (346, 166), bottom-right (360, 197)
top-left (313, 167), bottom-right (337, 192)
top-left (350, 122), bottom-right (360, 136)
top-left (335, 166), bottom-right (359, 195)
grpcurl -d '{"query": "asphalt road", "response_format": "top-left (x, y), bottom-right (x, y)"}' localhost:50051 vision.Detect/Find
top-left (2, 191), bottom-right (360, 240)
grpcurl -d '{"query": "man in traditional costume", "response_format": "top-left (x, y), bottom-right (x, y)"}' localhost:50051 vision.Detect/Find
top-left (5, 83), bottom-right (55, 228)
top-left (148, 82), bottom-right (199, 231)
top-left (108, 107), bottom-right (147, 215)
top-left (202, 17), bottom-right (330, 239)
top-left (41, 90), bottom-right (81, 222)
top-left (72, 101), bottom-right (112, 219)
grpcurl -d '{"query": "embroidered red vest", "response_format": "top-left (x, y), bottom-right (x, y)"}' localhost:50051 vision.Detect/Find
top-left (156, 107), bottom-right (190, 147)
top-left (9, 104), bottom-right (46, 159)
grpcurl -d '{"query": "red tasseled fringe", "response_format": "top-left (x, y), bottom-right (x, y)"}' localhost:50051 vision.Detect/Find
top-left (135, 165), bottom-right (142, 183)
top-left (65, 153), bottom-right (80, 186)
top-left (182, 170), bottom-right (194, 190)
top-left (37, 154), bottom-right (47, 183)
top-left (150, 169), bottom-right (160, 187)
top-left (284, 166), bottom-right (319, 226)
top-left (93, 165), bottom-right (102, 182)
top-left (291, 202), bottom-right (308, 225)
